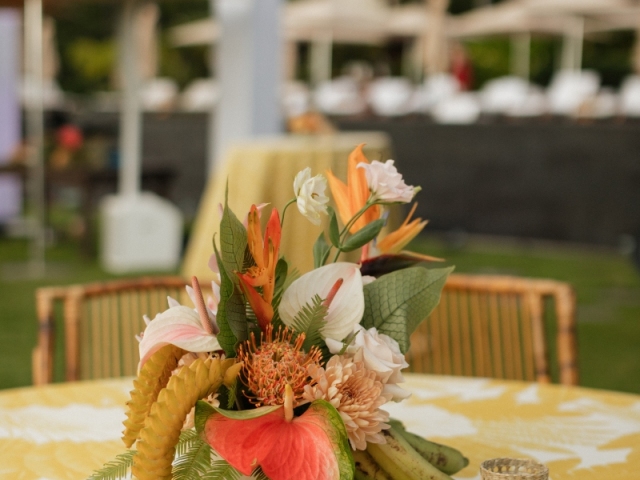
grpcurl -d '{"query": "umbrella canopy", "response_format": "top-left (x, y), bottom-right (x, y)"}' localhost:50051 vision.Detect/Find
top-left (283, 0), bottom-right (389, 44)
top-left (519, 0), bottom-right (635, 16)
top-left (448, 1), bottom-right (571, 38)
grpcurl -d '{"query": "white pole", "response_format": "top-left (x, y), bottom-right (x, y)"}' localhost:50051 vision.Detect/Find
top-left (310, 33), bottom-right (333, 87)
top-left (511, 32), bottom-right (531, 79)
top-left (24, 0), bottom-right (45, 277)
top-left (210, 0), bottom-right (283, 173)
top-left (118, 0), bottom-right (142, 197)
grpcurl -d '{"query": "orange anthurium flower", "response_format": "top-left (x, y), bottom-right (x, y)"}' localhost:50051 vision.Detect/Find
top-left (326, 144), bottom-right (380, 233)
top-left (377, 203), bottom-right (427, 254)
top-left (237, 206), bottom-right (281, 331)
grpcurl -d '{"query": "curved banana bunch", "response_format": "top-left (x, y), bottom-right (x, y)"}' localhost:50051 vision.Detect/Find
top-left (353, 449), bottom-right (392, 480)
top-left (122, 344), bottom-right (185, 448)
top-left (388, 419), bottom-right (469, 475)
top-left (367, 427), bottom-right (453, 480)
top-left (131, 356), bottom-right (239, 480)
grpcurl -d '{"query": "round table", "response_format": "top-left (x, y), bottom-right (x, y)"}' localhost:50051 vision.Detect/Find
top-left (1, 374), bottom-right (639, 479)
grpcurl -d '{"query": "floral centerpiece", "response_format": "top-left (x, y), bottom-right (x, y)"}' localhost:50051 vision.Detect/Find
top-left (90, 145), bottom-right (468, 480)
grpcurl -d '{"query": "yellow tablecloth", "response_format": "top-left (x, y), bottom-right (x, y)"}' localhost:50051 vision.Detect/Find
top-left (182, 132), bottom-right (393, 280)
top-left (1, 375), bottom-right (639, 479)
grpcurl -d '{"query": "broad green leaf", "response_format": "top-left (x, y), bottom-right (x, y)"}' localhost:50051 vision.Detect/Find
top-left (195, 400), bottom-right (217, 434)
top-left (313, 231), bottom-right (331, 269)
top-left (213, 244), bottom-right (247, 356)
top-left (362, 266), bottom-right (454, 353)
top-left (340, 219), bottom-right (385, 252)
top-left (219, 182), bottom-right (247, 283)
top-left (328, 206), bottom-right (341, 248)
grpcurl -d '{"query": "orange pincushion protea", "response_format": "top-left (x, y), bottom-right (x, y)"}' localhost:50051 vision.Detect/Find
top-left (238, 325), bottom-right (322, 407)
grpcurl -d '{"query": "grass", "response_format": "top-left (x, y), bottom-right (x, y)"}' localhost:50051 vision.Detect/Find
top-left (0, 235), bottom-right (639, 393)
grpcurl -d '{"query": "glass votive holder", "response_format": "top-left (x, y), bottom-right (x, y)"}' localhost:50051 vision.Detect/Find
top-left (480, 458), bottom-right (549, 480)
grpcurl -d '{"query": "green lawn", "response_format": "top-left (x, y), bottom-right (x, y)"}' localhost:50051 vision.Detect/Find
top-left (1, 236), bottom-right (639, 393)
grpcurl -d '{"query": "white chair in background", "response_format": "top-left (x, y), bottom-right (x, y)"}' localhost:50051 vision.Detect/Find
top-left (430, 92), bottom-right (481, 124)
top-left (583, 87), bottom-right (618, 119)
top-left (367, 77), bottom-right (416, 116)
top-left (546, 70), bottom-right (600, 116)
top-left (620, 75), bottom-right (640, 117)
top-left (313, 77), bottom-right (367, 116)
top-left (140, 77), bottom-right (179, 111)
top-left (179, 78), bottom-right (219, 112)
top-left (282, 81), bottom-right (311, 118)
top-left (505, 86), bottom-right (548, 118)
top-left (414, 73), bottom-right (460, 113)
top-left (480, 76), bottom-right (531, 115)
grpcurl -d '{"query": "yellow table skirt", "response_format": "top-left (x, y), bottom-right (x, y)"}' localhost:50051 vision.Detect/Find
top-left (1, 375), bottom-right (639, 479)
top-left (182, 132), bottom-right (393, 280)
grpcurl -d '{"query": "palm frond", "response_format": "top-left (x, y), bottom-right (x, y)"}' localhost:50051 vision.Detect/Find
top-left (290, 294), bottom-right (328, 352)
top-left (87, 450), bottom-right (136, 480)
top-left (252, 467), bottom-right (269, 480)
top-left (226, 381), bottom-right (238, 409)
top-left (173, 432), bottom-right (215, 480)
top-left (202, 459), bottom-right (243, 480)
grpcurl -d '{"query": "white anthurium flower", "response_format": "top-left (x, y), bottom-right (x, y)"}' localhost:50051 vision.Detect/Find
top-left (326, 324), bottom-right (411, 402)
top-left (357, 159), bottom-right (417, 204)
top-left (293, 167), bottom-right (329, 225)
top-left (138, 304), bottom-right (221, 368)
top-left (278, 262), bottom-right (365, 341)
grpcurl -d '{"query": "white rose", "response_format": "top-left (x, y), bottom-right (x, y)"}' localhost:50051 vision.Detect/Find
top-left (293, 167), bottom-right (329, 225)
top-left (326, 325), bottom-right (411, 401)
top-left (357, 160), bottom-right (417, 204)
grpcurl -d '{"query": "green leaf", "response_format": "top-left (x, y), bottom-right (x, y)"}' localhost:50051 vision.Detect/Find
top-left (252, 467), bottom-right (269, 480)
top-left (272, 257), bottom-right (299, 328)
top-left (87, 450), bottom-right (136, 480)
top-left (289, 294), bottom-right (329, 352)
top-left (219, 181), bottom-right (248, 283)
top-left (212, 404), bottom-right (281, 420)
top-left (213, 244), bottom-right (247, 357)
top-left (313, 231), bottom-right (331, 269)
top-left (362, 266), bottom-right (454, 353)
top-left (328, 206), bottom-right (341, 248)
top-left (195, 400), bottom-right (217, 434)
top-left (202, 460), bottom-right (242, 480)
top-left (173, 430), bottom-right (215, 480)
top-left (341, 218), bottom-right (386, 252)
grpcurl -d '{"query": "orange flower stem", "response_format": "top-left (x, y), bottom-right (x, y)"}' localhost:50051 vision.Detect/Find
top-left (279, 198), bottom-right (297, 229)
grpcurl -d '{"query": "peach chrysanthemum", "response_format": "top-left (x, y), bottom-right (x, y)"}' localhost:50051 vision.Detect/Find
top-left (238, 325), bottom-right (322, 407)
top-left (303, 354), bottom-right (391, 450)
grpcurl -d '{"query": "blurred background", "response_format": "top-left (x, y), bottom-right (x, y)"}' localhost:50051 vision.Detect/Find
top-left (0, 0), bottom-right (638, 394)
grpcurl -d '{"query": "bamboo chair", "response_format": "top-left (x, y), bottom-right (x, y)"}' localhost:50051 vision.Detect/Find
top-left (405, 274), bottom-right (579, 386)
top-left (32, 276), bottom-right (196, 385)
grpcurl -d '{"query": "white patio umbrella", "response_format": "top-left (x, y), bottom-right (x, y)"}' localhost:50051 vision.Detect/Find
top-left (519, 0), bottom-right (637, 70)
top-left (448, 1), bottom-right (571, 79)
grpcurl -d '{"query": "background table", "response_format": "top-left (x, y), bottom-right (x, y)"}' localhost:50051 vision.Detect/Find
top-left (181, 132), bottom-right (392, 280)
top-left (1, 374), bottom-right (639, 479)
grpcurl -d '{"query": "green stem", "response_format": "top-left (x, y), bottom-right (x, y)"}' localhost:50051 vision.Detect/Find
top-left (279, 198), bottom-right (297, 229)
top-left (339, 198), bottom-right (375, 239)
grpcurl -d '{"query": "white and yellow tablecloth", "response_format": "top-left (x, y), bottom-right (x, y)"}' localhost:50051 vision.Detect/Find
top-left (1, 375), bottom-right (639, 479)
top-left (182, 132), bottom-right (393, 280)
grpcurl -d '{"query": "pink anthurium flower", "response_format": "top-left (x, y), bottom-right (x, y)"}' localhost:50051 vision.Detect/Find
top-left (138, 277), bottom-right (221, 368)
top-left (278, 262), bottom-right (364, 341)
top-left (199, 386), bottom-right (354, 480)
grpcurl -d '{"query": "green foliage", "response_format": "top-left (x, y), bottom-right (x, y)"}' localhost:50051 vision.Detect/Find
top-left (173, 430), bottom-right (215, 480)
top-left (341, 219), bottom-right (386, 253)
top-left (362, 266), bottom-right (454, 353)
top-left (66, 38), bottom-right (115, 90)
top-left (213, 245), bottom-right (247, 357)
top-left (87, 450), bottom-right (135, 480)
top-left (289, 294), bottom-right (329, 352)
top-left (328, 207), bottom-right (341, 248)
top-left (272, 258), bottom-right (300, 328)
top-left (313, 232), bottom-right (331, 268)
top-left (219, 183), bottom-right (248, 282)
top-left (204, 460), bottom-right (243, 480)
top-left (252, 467), bottom-right (269, 480)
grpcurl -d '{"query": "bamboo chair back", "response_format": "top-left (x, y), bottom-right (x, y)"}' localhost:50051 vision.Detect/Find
top-left (405, 274), bottom-right (579, 385)
top-left (32, 276), bottom-right (196, 385)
